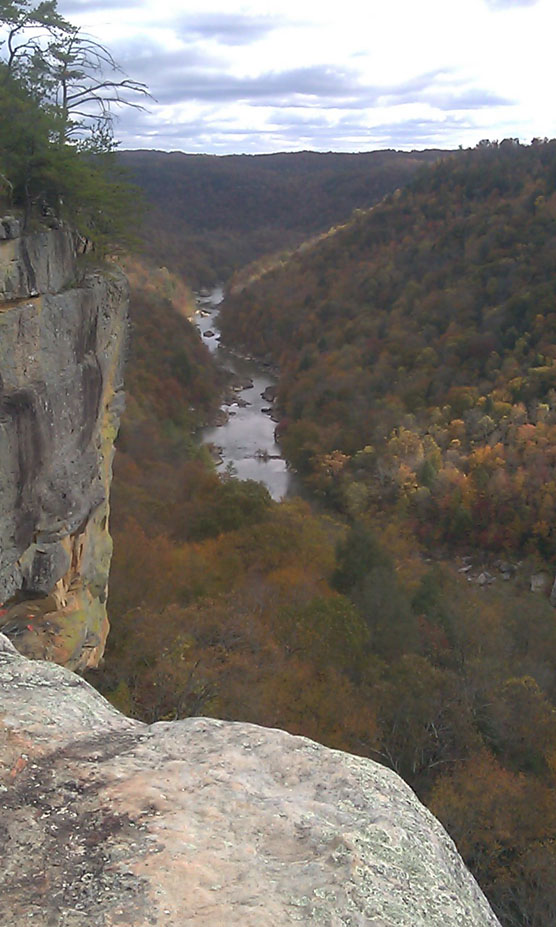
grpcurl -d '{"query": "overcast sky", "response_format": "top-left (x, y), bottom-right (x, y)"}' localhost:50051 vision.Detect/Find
top-left (56, 0), bottom-right (555, 154)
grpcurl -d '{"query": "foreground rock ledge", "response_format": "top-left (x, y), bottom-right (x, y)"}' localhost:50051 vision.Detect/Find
top-left (0, 637), bottom-right (500, 927)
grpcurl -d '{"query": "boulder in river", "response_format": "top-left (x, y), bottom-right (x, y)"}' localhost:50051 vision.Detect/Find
top-left (230, 375), bottom-right (254, 391)
top-left (550, 574), bottom-right (556, 607)
top-left (206, 443), bottom-right (224, 464)
top-left (212, 409), bottom-right (229, 426)
top-left (262, 385), bottom-right (277, 402)
top-left (530, 572), bottom-right (550, 594)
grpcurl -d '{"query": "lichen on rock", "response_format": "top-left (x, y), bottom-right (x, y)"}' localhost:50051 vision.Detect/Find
top-left (0, 638), bottom-right (501, 927)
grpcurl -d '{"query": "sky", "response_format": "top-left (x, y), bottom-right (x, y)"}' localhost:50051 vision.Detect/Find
top-left (55, 0), bottom-right (556, 155)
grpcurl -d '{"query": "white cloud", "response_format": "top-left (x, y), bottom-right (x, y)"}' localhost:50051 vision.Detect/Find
top-left (55, 0), bottom-right (556, 153)
top-left (484, 0), bottom-right (540, 8)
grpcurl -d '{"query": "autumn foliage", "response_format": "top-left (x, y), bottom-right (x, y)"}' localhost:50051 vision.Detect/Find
top-left (220, 139), bottom-right (556, 560)
top-left (89, 143), bottom-right (556, 927)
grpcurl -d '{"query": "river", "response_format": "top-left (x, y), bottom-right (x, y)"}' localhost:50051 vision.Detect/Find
top-left (194, 287), bottom-right (299, 501)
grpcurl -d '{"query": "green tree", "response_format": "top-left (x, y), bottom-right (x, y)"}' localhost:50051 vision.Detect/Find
top-left (43, 27), bottom-right (148, 146)
top-left (0, 0), bottom-right (146, 244)
top-left (375, 654), bottom-right (477, 782)
top-left (274, 594), bottom-right (370, 675)
top-left (186, 477), bottom-right (273, 541)
top-left (332, 522), bottom-right (391, 595)
top-left (0, 0), bottom-right (70, 77)
top-left (0, 68), bottom-right (52, 216)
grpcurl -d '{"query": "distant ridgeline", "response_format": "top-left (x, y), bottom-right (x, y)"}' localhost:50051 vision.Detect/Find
top-left (118, 148), bottom-right (449, 287)
top-left (220, 139), bottom-right (556, 560)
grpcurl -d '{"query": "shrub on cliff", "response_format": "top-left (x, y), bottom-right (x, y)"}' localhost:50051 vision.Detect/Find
top-left (0, 0), bottom-right (147, 249)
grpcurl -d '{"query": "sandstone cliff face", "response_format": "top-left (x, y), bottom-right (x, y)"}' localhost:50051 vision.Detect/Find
top-left (0, 219), bottom-right (128, 670)
top-left (0, 634), bottom-right (501, 927)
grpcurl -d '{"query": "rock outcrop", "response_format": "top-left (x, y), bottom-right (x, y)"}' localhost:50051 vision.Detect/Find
top-left (0, 636), bottom-right (501, 927)
top-left (0, 219), bottom-right (128, 670)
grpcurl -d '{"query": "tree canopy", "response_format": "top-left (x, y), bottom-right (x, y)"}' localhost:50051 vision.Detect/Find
top-left (0, 0), bottom-right (147, 246)
top-left (220, 139), bottom-right (556, 560)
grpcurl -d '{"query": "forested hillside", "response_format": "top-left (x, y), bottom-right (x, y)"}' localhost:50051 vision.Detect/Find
top-left (108, 258), bottom-right (223, 530)
top-left (0, 1), bottom-right (144, 249)
top-left (119, 148), bottom-right (447, 286)
top-left (89, 141), bottom-right (556, 927)
top-left (95, 266), bottom-right (556, 927)
top-left (220, 139), bottom-right (556, 560)
top-left (3, 1), bottom-right (554, 923)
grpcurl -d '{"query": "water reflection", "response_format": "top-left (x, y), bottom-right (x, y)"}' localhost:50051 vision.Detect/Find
top-left (195, 288), bottom-right (298, 501)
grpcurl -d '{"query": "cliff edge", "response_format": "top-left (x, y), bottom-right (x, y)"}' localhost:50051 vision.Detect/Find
top-left (0, 634), bottom-right (501, 927)
top-left (0, 217), bottom-right (128, 670)
top-left (0, 220), bottom-right (502, 927)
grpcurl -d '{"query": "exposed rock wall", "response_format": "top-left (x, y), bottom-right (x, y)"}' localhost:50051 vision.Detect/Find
top-left (0, 635), bottom-right (501, 927)
top-left (0, 219), bottom-right (128, 670)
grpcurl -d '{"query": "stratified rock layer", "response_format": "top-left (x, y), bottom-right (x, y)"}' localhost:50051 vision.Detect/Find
top-left (0, 222), bottom-right (128, 670)
top-left (0, 637), bottom-right (501, 927)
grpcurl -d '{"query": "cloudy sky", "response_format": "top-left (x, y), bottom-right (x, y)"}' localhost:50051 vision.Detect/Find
top-left (56, 0), bottom-right (555, 154)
